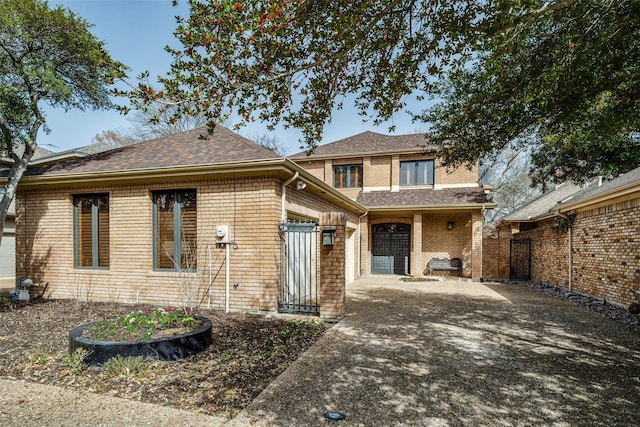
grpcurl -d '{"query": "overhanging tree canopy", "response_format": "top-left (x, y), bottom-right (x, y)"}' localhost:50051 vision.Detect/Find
top-left (124, 0), bottom-right (639, 184)
top-left (426, 0), bottom-right (640, 186)
top-left (0, 0), bottom-right (126, 242)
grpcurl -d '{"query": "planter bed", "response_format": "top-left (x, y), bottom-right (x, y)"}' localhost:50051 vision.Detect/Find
top-left (69, 315), bottom-right (212, 365)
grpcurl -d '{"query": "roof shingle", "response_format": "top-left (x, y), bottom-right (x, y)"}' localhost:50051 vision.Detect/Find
top-left (24, 127), bottom-right (279, 177)
top-left (291, 131), bottom-right (432, 158)
top-left (357, 187), bottom-right (490, 208)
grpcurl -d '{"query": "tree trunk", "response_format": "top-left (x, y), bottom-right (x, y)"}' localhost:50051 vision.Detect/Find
top-left (0, 150), bottom-right (33, 246)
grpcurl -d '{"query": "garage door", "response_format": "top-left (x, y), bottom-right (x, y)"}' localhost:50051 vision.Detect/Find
top-left (0, 233), bottom-right (16, 278)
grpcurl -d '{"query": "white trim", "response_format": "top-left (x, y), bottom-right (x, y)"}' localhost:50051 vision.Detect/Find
top-left (363, 186), bottom-right (392, 193)
top-left (433, 183), bottom-right (481, 190)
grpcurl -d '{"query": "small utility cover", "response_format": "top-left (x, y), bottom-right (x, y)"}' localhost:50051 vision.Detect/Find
top-left (323, 411), bottom-right (346, 421)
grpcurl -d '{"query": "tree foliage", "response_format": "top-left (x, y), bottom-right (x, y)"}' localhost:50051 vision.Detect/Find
top-left (124, 0), bottom-right (639, 184)
top-left (124, 0), bottom-right (512, 149)
top-left (427, 0), bottom-right (640, 186)
top-left (0, 0), bottom-right (125, 241)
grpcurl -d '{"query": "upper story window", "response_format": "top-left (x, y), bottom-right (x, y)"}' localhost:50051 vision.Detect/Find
top-left (334, 164), bottom-right (363, 188)
top-left (73, 194), bottom-right (109, 268)
top-left (400, 160), bottom-right (434, 186)
top-left (152, 189), bottom-right (197, 271)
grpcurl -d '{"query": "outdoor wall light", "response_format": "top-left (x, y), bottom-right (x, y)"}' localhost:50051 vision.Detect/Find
top-left (447, 221), bottom-right (454, 230)
top-left (322, 228), bottom-right (336, 246)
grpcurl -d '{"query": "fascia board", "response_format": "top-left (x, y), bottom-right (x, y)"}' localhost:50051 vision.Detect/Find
top-left (557, 182), bottom-right (640, 213)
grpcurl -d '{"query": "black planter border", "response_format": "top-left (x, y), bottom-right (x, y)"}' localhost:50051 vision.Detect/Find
top-left (69, 315), bottom-right (213, 365)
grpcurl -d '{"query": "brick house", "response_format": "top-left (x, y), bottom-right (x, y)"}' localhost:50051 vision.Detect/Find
top-left (10, 127), bottom-right (365, 318)
top-left (291, 131), bottom-right (494, 280)
top-left (484, 166), bottom-right (640, 308)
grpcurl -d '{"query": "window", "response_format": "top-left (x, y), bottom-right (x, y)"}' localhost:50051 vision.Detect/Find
top-left (334, 164), bottom-right (363, 188)
top-left (73, 194), bottom-right (109, 268)
top-left (400, 160), bottom-right (434, 186)
top-left (153, 190), bottom-right (197, 271)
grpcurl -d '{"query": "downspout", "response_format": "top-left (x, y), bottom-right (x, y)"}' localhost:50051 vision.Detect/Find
top-left (281, 171), bottom-right (299, 222)
top-left (358, 210), bottom-right (369, 278)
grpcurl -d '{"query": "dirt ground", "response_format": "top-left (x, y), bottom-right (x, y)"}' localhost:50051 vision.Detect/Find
top-left (0, 299), bottom-right (325, 419)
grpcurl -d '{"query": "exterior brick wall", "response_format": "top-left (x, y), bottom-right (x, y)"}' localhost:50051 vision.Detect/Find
top-left (572, 197), bottom-right (640, 306)
top-left (483, 193), bottom-right (640, 307)
top-left (482, 224), bottom-right (513, 279)
top-left (15, 174), bottom-right (361, 314)
top-left (319, 212), bottom-right (347, 319)
top-left (520, 221), bottom-right (571, 287)
top-left (293, 153), bottom-right (479, 192)
top-left (422, 213), bottom-right (474, 277)
top-left (296, 160), bottom-right (325, 181)
top-left (368, 156), bottom-right (392, 188)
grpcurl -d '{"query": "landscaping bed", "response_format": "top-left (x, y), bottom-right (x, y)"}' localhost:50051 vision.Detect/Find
top-left (0, 299), bottom-right (326, 417)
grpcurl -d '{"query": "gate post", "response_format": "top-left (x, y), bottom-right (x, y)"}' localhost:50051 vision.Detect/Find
top-left (319, 212), bottom-right (346, 320)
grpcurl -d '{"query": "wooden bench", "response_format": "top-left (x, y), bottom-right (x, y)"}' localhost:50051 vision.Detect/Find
top-left (428, 257), bottom-right (462, 276)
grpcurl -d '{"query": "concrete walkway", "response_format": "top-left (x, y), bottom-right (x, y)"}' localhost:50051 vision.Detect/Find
top-left (234, 276), bottom-right (640, 426)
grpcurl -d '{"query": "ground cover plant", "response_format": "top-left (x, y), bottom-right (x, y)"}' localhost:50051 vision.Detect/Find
top-left (83, 307), bottom-right (200, 342)
top-left (0, 300), bottom-right (326, 417)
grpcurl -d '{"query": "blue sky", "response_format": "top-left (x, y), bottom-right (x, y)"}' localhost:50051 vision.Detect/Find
top-left (43, 0), bottom-right (424, 154)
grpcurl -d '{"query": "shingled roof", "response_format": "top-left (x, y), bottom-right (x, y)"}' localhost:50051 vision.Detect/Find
top-left (290, 131), bottom-right (432, 158)
top-left (23, 126), bottom-right (279, 177)
top-left (503, 166), bottom-right (640, 222)
top-left (501, 182), bottom-right (584, 222)
top-left (357, 187), bottom-right (490, 209)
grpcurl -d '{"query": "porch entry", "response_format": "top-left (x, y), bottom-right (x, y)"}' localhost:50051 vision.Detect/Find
top-left (510, 238), bottom-right (532, 280)
top-left (371, 223), bottom-right (410, 275)
top-left (278, 221), bottom-right (319, 314)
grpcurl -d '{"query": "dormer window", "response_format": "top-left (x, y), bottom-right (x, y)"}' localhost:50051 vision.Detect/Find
top-left (400, 160), bottom-right (434, 186)
top-left (334, 164), bottom-right (363, 188)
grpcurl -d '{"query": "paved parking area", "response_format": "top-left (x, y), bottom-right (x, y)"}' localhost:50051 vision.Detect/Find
top-left (235, 276), bottom-right (640, 426)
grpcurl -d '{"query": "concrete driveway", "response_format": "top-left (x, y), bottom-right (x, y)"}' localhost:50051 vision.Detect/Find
top-left (235, 276), bottom-right (640, 426)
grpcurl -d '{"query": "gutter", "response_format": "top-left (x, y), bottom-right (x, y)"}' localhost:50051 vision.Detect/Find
top-left (363, 203), bottom-right (497, 212)
top-left (556, 181), bottom-right (640, 213)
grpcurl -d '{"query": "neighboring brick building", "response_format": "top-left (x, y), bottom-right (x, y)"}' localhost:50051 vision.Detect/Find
top-left (486, 167), bottom-right (640, 308)
top-left (292, 131), bottom-right (494, 280)
top-left (10, 127), bottom-right (365, 319)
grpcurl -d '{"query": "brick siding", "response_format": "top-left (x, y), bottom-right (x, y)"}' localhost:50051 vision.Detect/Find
top-left (16, 175), bottom-right (358, 313)
top-left (483, 194), bottom-right (640, 307)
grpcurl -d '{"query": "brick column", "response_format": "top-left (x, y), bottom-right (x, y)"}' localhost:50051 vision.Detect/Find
top-left (319, 212), bottom-right (346, 320)
top-left (391, 155), bottom-right (400, 192)
top-left (412, 212), bottom-right (423, 276)
top-left (324, 160), bottom-right (333, 184)
top-left (472, 210), bottom-right (482, 280)
top-left (360, 215), bottom-right (370, 277)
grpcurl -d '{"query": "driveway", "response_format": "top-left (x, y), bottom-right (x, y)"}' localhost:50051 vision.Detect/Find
top-left (234, 277), bottom-right (640, 426)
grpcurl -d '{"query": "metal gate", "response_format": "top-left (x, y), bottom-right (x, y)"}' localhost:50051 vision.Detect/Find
top-left (510, 238), bottom-right (531, 280)
top-left (371, 223), bottom-right (410, 275)
top-left (278, 221), bottom-right (319, 314)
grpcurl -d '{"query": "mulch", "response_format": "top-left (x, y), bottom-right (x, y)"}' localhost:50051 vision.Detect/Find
top-left (0, 299), bottom-right (325, 418)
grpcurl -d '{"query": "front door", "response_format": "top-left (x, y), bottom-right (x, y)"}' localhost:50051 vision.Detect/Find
top-left (371, 223), bottom-right (410, 275)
